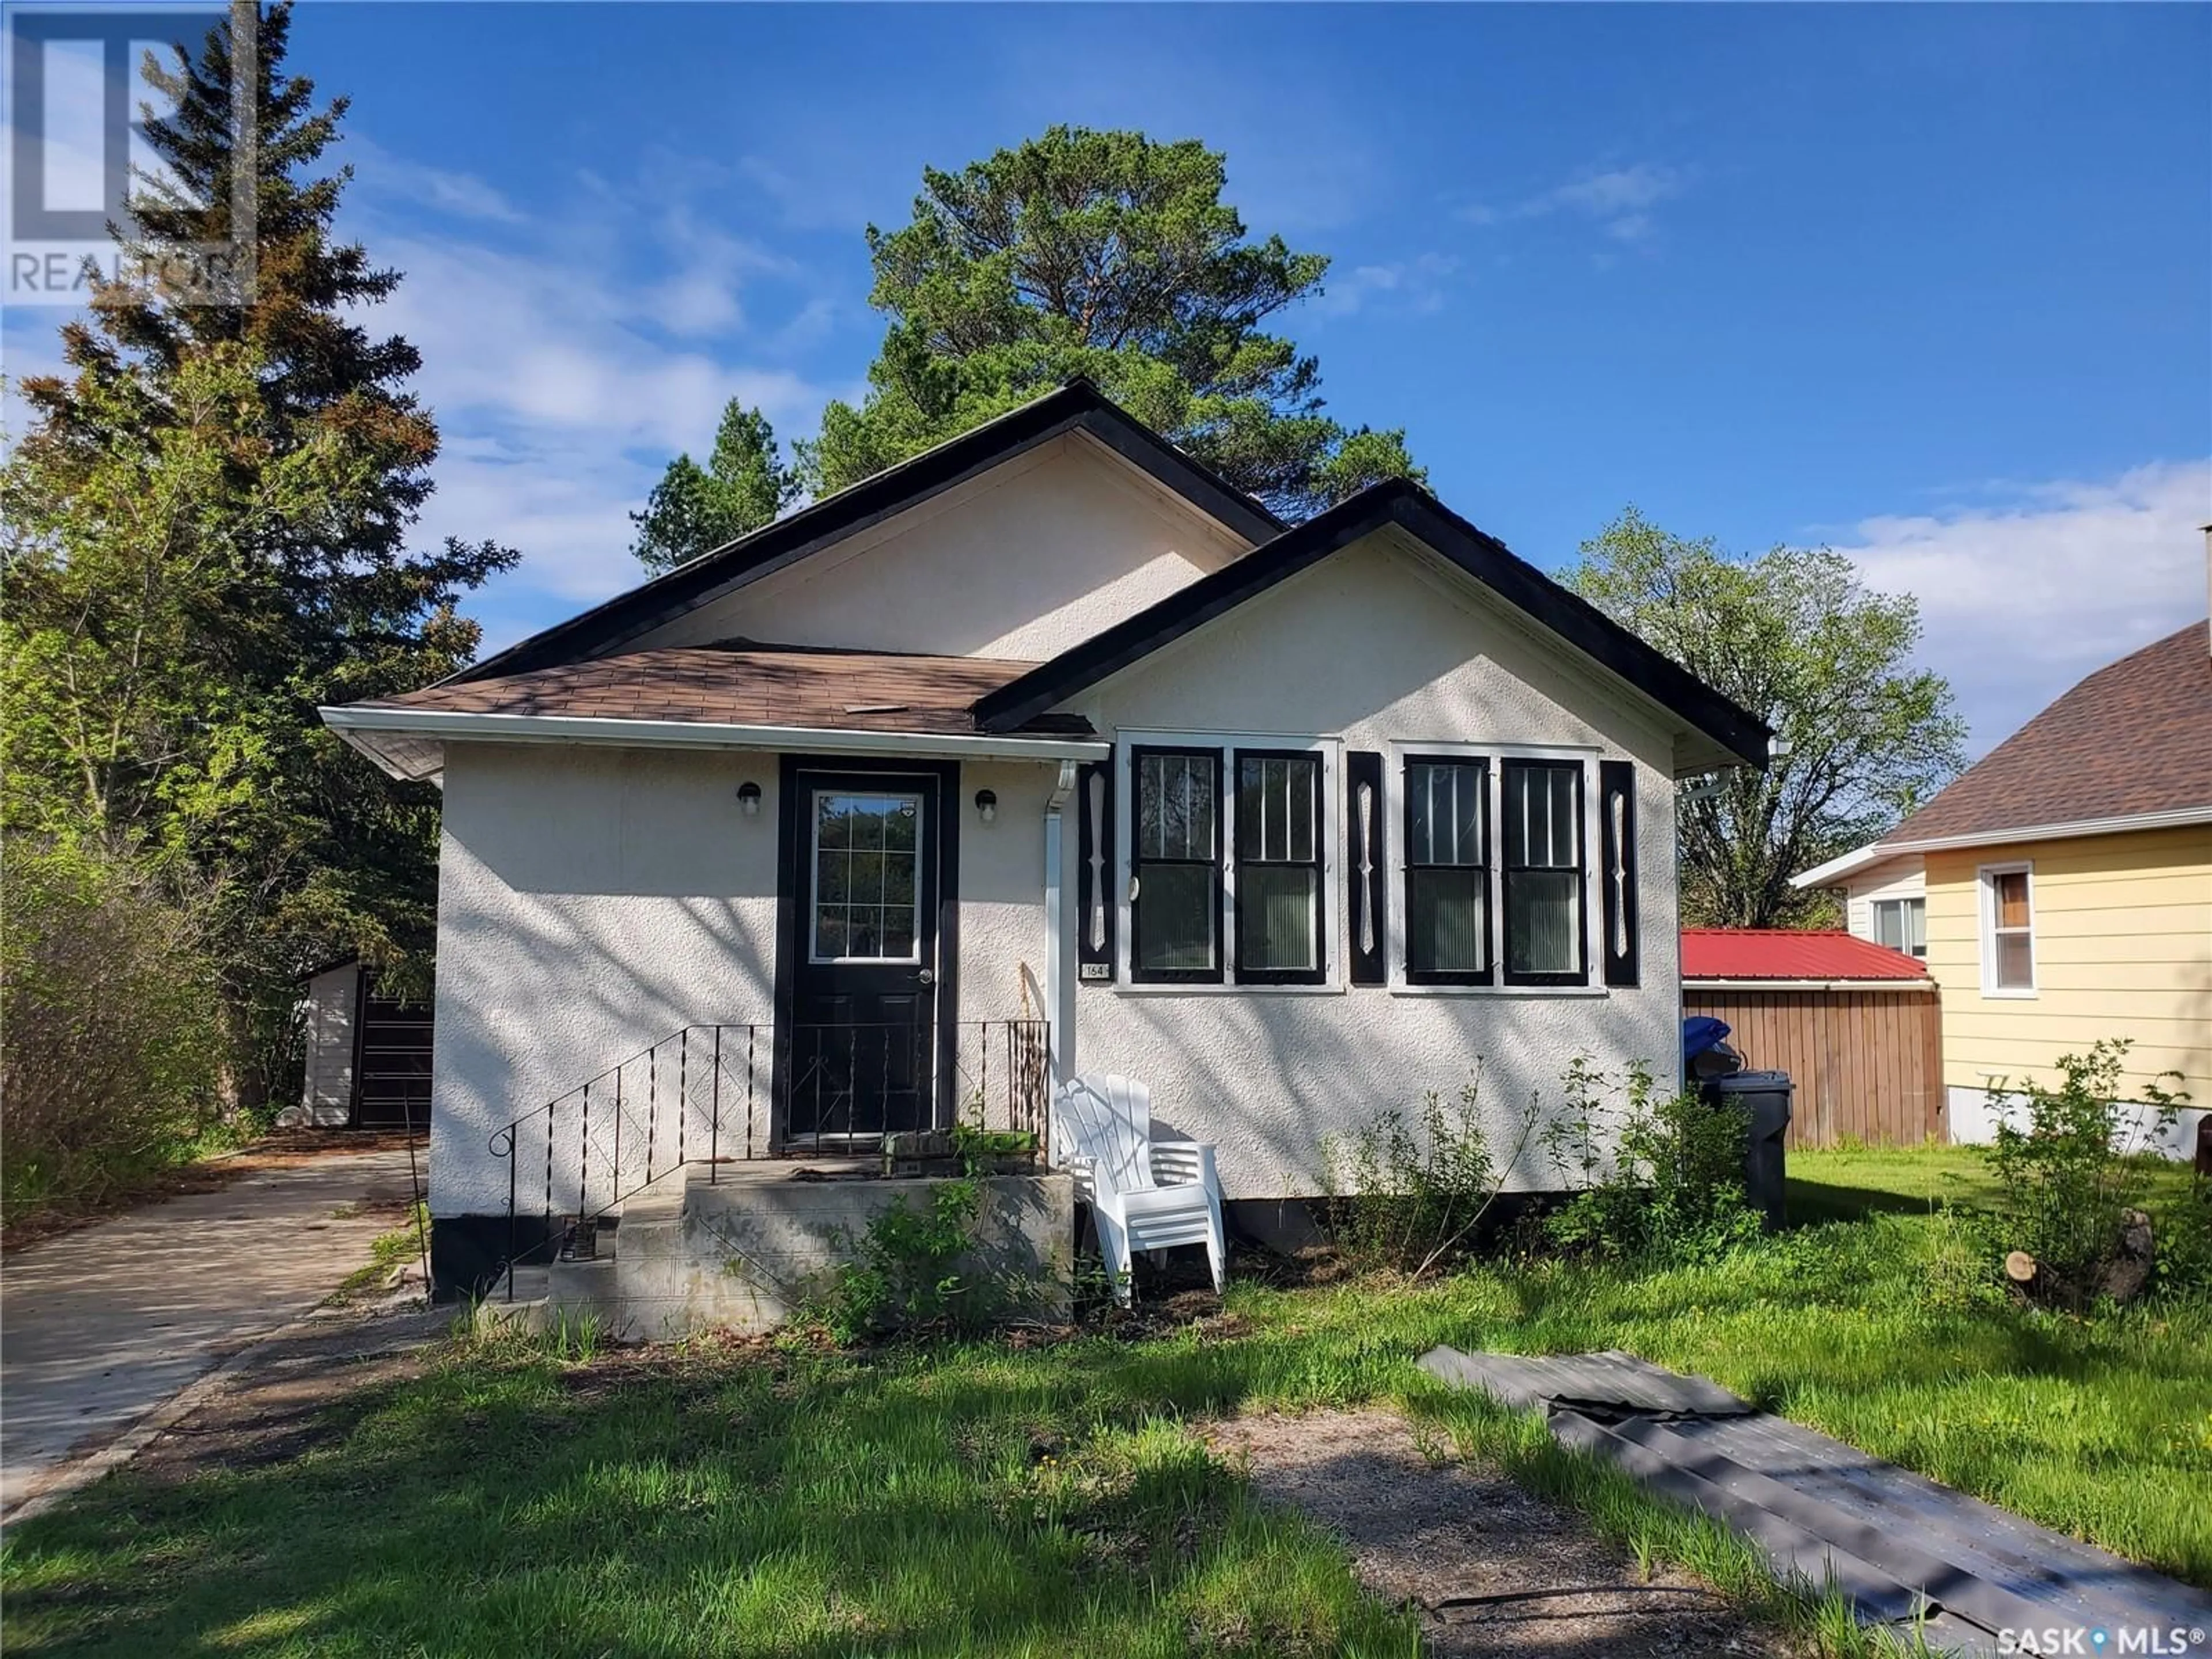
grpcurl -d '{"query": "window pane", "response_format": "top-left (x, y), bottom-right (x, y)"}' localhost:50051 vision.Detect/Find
top-left (1906, 900), bottom-right (1927, 956)
top-left (1237, 755), bottom-right (1318, 862)
top-left (882, 800), bottom-right (918, 852)
top-left (1995, 872), bottom-right (2030, 929)
top-left (1140, 754), bottom-right (1215, 860)
top-left (1409, 868), bottom-right (1486, 973)
top-left (1995, 931), bottom-right (2032, 988)
top-left (880, 906), bottom-right (916, 959)
top-left (1505, 763), bottom-right (1580, 869)
top-left (1506, 871), bottom-right (1580, 975)
top-left (1874, 900), bottom-right (1903, 951)
top-left (1238, 866), bottom-right (1317, 971)
top-left (1408, 763), bottom-right (1483, 866)
top-left (813, 908), bottom-right (847, 958)
top-left (1135, 863), bottom-right (1215, 970)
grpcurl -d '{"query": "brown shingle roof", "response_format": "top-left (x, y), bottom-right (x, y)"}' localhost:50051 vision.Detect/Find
top-left (359, 644), bottom-right (1091, 737)
top-left (1881, 620), bottom-right (2211, 844)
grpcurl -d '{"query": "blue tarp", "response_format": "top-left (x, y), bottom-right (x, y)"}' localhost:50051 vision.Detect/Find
top-left (1682, 1016), bottom-right (1733, 1066)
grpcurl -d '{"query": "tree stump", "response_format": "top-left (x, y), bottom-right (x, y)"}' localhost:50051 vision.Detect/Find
top-left (2094, 1209), bottom-right (2155, 1305)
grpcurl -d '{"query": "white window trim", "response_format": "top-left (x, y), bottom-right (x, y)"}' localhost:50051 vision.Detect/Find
top-left (1384, 741), bottom-right (1607, 998)
top-left (806, 786), bottom-right (927, 966)
top-left (1115, 729), bottom-right (1343, 994)
top-left (1977, 860), bottom-right (2036, 998)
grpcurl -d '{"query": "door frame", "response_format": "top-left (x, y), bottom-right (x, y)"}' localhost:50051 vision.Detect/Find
top-left (772, 754), bottom-right (962, 1150)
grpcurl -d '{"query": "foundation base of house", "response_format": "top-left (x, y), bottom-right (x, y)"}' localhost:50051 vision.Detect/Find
top-left (461, 1161), bottom-right (1076, 1340)
top-left (1945, 1085), bottom-right (2206, 1160)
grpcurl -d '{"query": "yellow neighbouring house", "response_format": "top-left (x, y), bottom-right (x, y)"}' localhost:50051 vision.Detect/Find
top-left (1794, 617), bottom-right (2211, 1157)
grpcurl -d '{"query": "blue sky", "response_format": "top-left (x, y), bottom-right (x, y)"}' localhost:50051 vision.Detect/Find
top-left (7, 3), bottom-right (2209, 751)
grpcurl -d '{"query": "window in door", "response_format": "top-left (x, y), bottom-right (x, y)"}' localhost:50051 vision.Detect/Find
top-left (810, 791), bottom-right (922, 963)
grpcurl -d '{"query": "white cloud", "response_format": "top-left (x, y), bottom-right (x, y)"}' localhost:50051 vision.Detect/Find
top-left (1460, 162), bottom-right (1685, 245)
top-left (331, 145), bottom-right (850, 617)
top-left (1313, 252), bottom-right (1459, 318)
top-left (1834, 460), bottom-right (2210, 753)
top-left (346, 137), bottom-right (524, 224)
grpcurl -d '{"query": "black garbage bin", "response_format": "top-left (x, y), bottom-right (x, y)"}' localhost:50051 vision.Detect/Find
top-left (1702, 1070), bottom-right (1792, 1230)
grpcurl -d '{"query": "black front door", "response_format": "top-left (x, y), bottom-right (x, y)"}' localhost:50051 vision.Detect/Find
top-left (781, 765), bottom-right (949, 1146)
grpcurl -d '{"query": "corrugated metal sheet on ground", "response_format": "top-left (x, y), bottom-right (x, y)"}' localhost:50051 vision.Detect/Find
top-left (1419, 1346), bottom-right (2212, 1656)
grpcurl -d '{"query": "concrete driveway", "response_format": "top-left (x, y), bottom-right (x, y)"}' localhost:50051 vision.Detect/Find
top-left (0, 1148), bottom-right (419, 1513)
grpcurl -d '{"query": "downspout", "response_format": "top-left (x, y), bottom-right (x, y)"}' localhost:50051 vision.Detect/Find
top-left (1043, 760), bottom-right (1078, 1090)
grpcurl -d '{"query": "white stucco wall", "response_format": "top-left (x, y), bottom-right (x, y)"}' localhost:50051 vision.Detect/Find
top-left (300, 964), bottom-right (359, 1127)
top-left (1062, 527), bottom-right (1685, 1198)
top-left (425, 524), bottom-right (1705, 1212)
top-left (623, 434), bottom-right (1252, 662)
top-left (429, 742), bottom-right (785, 1216)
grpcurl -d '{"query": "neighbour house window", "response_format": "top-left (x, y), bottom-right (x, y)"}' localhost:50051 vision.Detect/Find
top-left (1234, 751), bottom-right (1325, 983)
top-left (1502, 760), bottom-right (1586, 984)
top-left (1872, 897), bottom-right (1927, 959)
top-left (1982, 866), bottom-right (2035, 994)
top-left (1404, 758), bottom-right (1490, 983)
top-left (1131, 749), bottom-right (1221, 981)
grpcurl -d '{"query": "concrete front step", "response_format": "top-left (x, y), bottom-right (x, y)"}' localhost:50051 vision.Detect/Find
top-left (525, 1161), bottom-right (1075, 1342)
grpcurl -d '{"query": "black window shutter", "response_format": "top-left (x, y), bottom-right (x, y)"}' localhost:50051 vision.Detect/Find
top-left (1075, 761), bottom-right (1115, 983)
top-left (1345, 750), bottom-right (1386, 985)
top-left (1599, 759), bottom-right (1639, 987)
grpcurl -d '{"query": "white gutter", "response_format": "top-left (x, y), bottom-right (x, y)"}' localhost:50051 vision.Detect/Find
top-left (1791, 804), bottom-right (2212, 890)
top-left (1041, 761), bottom-right (1079, 1093)
top-left (320, 704), bottom-right (1111, 781)
top-left (1685, 977), bottom-right (1937, 993)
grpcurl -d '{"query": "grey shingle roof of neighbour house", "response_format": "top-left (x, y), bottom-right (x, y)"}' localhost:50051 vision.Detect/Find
top-left (1884, 619), bottom-right (2211, 843)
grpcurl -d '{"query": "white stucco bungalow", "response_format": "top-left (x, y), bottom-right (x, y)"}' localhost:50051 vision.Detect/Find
top-left (323, 381), bottom-right (1768, 1295)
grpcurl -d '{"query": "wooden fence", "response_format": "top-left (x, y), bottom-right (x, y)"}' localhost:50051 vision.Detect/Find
top-left (1684, 985), bottom-right (1944, 1149)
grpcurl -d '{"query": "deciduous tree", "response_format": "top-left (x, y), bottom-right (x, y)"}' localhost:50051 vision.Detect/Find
top-left (1567, 509), bottom-right (1965, 928)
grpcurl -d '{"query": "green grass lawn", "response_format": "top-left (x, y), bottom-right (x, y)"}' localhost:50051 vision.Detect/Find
top-left (3, 1147), bottom-right (2206, 1657)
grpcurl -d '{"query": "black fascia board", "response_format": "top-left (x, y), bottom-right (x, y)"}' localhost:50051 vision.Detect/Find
top-left (451, 380), bottom-right (1283, 685)
top-left (971, 479), bottom-right (1771, 770)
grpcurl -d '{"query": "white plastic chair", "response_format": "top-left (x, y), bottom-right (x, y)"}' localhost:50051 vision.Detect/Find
top-left (1051, 1073), bottom-right (1225, 1304)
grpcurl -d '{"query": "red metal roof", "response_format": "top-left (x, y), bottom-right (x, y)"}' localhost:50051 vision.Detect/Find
top-left (1680, 929), bottom-right (1931, 982)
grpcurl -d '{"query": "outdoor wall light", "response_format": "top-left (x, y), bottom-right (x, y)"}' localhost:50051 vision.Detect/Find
top-left (974, 788), bottom-right (998, 823)
top-left (736, 781), bottom-right (762, 816)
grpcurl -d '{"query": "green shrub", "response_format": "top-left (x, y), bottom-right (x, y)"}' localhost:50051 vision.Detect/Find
top-left (1540, 1056), bottom-right (1763, 1265)
top-left (1319, 1070), bottom-right (1521, 1275)
top-left (802, 1179), bottom-right (991, 1343)
top-left (0, 840), bottom-right (230, 1222)
top-left (1980, 1039), bottom-right (2188, 1302)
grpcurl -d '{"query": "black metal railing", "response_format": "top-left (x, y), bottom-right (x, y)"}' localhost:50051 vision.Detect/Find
top-left (486, 1018), bottom-right (1050, 1298)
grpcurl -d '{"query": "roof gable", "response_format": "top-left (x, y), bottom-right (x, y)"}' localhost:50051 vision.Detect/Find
top-left (456, 380), bottom-right (1282, 684)
top-left (972, 479), bottom-right (1770, 772)
top-left (1880, 620), bottom-right (2211, 845)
